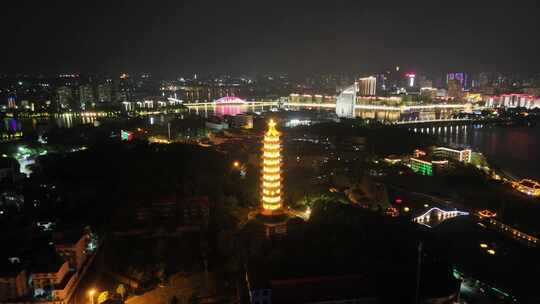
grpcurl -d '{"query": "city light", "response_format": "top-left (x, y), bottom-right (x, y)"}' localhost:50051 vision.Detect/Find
top-left (261, 120), bottom-right (282, 213)
top-left (121, 130), bottom-right (133, 141)
top-left (478, 210), bottom-right (497, 218)
top-left (414, 207), bottom-right (469, 222)
top-left (413, 207), bottom-right (469, 228)
top-left (88, 289), bottom-right (96, 304)
top-left (512, 179), bottom-right (540, 197)
top-left (406, 73), bottom-right (416, 87)
top-left (3, 6), bottom-right (540, 304)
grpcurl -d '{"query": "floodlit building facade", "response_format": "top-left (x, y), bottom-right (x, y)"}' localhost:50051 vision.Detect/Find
top-left (358, 77), bottom-right (377, 96)
top-left (336, 84), bottom-right (356, 118)
top-left (410, 158), bottom-right (434, 176)
top-left (410, 157), bottom-right (448, 176)
top-left (433, 147), bottom-right (472, 163)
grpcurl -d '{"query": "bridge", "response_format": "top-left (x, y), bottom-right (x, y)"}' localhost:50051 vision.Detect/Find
top-left (394, 117), bottom-right (477, 125)
top-left (285, 102), bottom-right (470, 112)
top-left (184, 100), bottom-right (278, 107)
top-left (413, 207), bottom-right (469, 228)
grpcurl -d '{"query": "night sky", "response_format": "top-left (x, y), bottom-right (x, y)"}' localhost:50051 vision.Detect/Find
top-left (3, 1), bottom-right (540, 76)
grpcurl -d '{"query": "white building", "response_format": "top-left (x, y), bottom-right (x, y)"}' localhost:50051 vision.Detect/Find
top-left (433, 147), bottom-right (472, 163)
top-left (336, 84), bottom-right (357, 118)
top-left (485, 94), bottom-right (540, 109)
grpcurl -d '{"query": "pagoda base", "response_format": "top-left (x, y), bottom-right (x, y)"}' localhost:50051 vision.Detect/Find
top-left (254, 211), bottom-right (290, 237)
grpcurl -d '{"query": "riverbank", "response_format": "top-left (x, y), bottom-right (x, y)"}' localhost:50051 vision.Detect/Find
top-left (439, 123), bottom-right (540, 180)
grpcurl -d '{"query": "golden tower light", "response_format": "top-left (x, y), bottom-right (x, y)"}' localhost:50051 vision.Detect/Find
top-left (261, 119), bottom-right (282, 213)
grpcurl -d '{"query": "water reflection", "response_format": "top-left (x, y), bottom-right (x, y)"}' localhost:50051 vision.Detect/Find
top-left (410, 124), bottom-right (492, 147)
top-left (412, 124), bottom-right (540, 179)
top-left (187, 104), bottom-right (274, 117)
top-left (2, 114), bottom-right (101, 135)
top-left (355, 108), bottom-right (456, 123)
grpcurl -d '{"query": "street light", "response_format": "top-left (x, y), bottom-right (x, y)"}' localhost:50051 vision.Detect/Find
top-left (88, 289), bottom-right (96, 304)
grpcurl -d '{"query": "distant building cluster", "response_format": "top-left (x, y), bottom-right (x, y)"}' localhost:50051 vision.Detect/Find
top-left (285, 70), bottom-right (540, 117)
top-left (2, 70), bottom-right (540, 114)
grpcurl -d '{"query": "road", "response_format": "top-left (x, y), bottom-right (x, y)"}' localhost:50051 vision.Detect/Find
top-left (70, 240), bottom-right (114, 304)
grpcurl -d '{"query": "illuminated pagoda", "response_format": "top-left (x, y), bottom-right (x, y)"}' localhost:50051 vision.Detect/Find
top-left (261, 119), bottom-right (283, 215)
top-left (253, 119), bottom-right (295, 237)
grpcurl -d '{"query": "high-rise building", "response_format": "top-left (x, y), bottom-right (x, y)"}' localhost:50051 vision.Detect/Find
top-left (117, 74), bottom-right (133, 102)
top-left (447, 79), bottom-right (463, 99)
top-left (420, 87), bottom-right (438, 100)
top-left (405, 73), bottom-right (416, 88)
top-left (446, 73), bottom-right (468, 89)
top-left (261, 120), bottom-right (282, 214)
top-left (97, 83), bottom-right (112, 103)
top-left (79, 85), bottom-right (95, 110)
top-left (477, 72), bottom-right (490, 88)
top-left (358, 77), bottom-right (377, 96)
top-left (336, 84), bottom-right (356, 118)
top-left (419, 76), bottom-right (432, 88)
top-left (55, 86), bottom-right (73, 110)
top-left (7, 96), bottom-right (16, 109)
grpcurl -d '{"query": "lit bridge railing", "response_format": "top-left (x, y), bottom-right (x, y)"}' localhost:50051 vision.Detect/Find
top-left (285, 102), bottom-right (470, 111)
top-left (413, 207), bottom-right (469, 228)
top-left (394, 118), bottom-right (474, 125)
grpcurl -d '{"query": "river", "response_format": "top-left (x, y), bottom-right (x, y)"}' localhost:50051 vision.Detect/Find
top-left (4, 106), bottom-right (539, 180)
top-left (420, 124), bottom-right (540, 180)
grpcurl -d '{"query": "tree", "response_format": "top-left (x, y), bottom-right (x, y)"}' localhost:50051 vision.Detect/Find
top-left (116, 284), bottom-right (126, 301)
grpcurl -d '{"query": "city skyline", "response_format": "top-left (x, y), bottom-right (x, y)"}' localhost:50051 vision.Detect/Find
top-left (2, 1), bottom-right (540, 76)
top-left (2, 2), bottom-right (540, 304)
